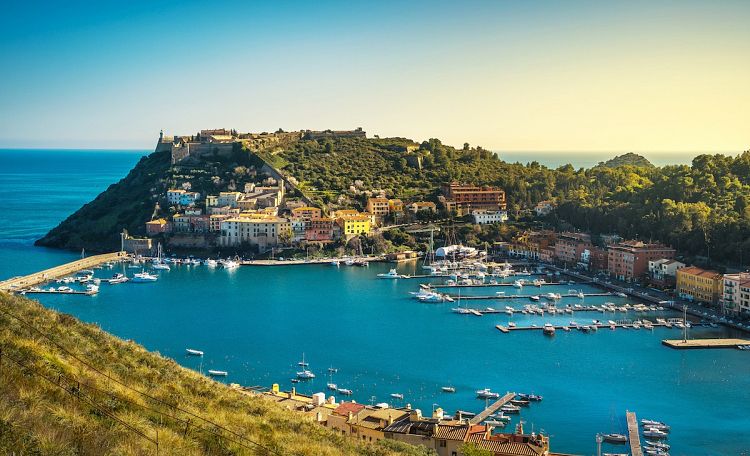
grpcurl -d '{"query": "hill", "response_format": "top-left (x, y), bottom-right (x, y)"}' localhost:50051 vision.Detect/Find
top-left (0, 292), bottom-right (429, 455)
top-left (596, 152), bottom-right (653, 168)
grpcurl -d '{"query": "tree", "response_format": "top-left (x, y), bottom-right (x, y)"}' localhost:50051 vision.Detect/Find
top-left (459, 443), bottom-right (492, 456)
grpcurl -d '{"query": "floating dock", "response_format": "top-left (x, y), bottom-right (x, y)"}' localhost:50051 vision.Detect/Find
top-left (661, 338), bottom-right (750, 349)
top-left (20, 289), bottom-right (96, 296)
top-left (0, 252), bottom-right (127, 292)
top-left (495, 322), bottom-right (672, 333)
top-left (626, 411), bottom-right (642, 456)
top-left (450, 293), bottom-right (612, 301)
top-left (430, 282), bottom-right (581, 288)
top-left (469, 392), bottom-right (516, 425)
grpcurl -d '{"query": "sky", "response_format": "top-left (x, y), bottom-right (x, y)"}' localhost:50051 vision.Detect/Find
top-left (0, 0), bottom-right (748, 152)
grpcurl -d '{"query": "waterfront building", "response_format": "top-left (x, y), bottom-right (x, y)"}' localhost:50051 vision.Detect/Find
top-left (406, 201), bottom-right (437, 213)
top-left (209, 214), bottom-right (230, 232)
top-left (336, 214), bottom-right (372, 237)
top-left (367, 197), bottom-right (390, 218)
top-left (508, 230), bottom-right (556, 260)
top-left (587, 246), bottom-right (609, 272)
top-left (723, 272), bottom-right (750, 315)
top-left (305, 217), bottom-right (336, 242)
top-left (440, 182), bottom-right (507, 216)
top-left (607, 240), bottom-right (675, 281)
top-left (291, 206), bottom-right (322, 221)
top-left (648, 258), bottom-right (685, 287)
top-left (553, 232), bottom-right (591, 266)
top-left (471, 210), bottom-right (508, 225)
top-left (145, 218), bottom-right (171, 235)
top-left (676, 266), bottom-right (723, 305)
top-left (219, 215), bottom-right (292, 250)
top-left (289, 217), bottom-right (307, 242)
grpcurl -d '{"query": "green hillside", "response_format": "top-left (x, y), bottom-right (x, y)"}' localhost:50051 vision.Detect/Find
top-left (0, 292), bottom-right (429, 456)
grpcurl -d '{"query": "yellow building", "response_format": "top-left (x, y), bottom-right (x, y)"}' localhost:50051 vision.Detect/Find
top-left (338, 215), bottom-right (371, 236)
top-left (291, 206), bottom-right (322, 221)
top-left (388, 199), bottom-right (404, 214)
top-left (676, 266), bottom-right (723, 305)
top-left (366, 198), bottom-right (390, 217)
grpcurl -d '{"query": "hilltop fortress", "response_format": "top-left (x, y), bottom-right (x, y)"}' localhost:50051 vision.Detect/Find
top-left (156, 127), bottom-right (366, 164)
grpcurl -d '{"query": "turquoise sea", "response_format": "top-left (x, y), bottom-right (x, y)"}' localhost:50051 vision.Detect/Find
top-left (1, 149), bottom-right (749, 455)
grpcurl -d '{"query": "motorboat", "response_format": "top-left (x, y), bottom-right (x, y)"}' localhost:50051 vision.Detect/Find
top-left (337, 388), bottom-right (353, 395)
top-left (85, 284), bottom-right (99, 294)
top-left (642, 428), bottom-right (668, 439)
top-left (327, 383), bottom-right (338, 390)
top-left (577, 291), bottom-right (585, 299)
top-left (644, 441), bottom-right (670, 450)
top-left (476, 388), bottom-right (500, 399)
top-left (328, 367), bottom-right (338, 373)
top-left (131, 271), bottom-right (158, 282)
top-left (108, 273), bottom-right (128, 284)
top-left (221, 260), bottom-right (239, 269)
top-left (641, 419), bottom-right (667, 427)
top-left (441, 386), bottom-right (456, 393)
top-left (530, 295), bottom-right (540, 301)
top-left (152, 262), bottom-right (171, 270)
top-left (615, 292), bottom-right (627, 297)
top-left (500, 404), bottom-right (520, 413)
top-left (512, 280), bottom-right (524, 289)
top-left (208, 370), bottom-right (228, 377)
top-left (57, 286), bottom-right (73, 293)
top-left (390, 393), bottom-right (404, 400)
top-left (419, 292), bottom-right (449, 303)
top-left (517, 393), bottom-right (542, 401)
top-left (377, 268), bottom-right (401, 279)
top-left (509, 399), bottom-right (530, 407)
top-left (186, 348), bottom-right (204, 356)
top-left (205, 259), bottom-right (218, 267)
top-left (543, 323), bottom-right (556, 335)
top-left (330, 260), bottom-right (340, 267)
top-left (603, 433), bottom-right (628, 443)
top-left (296, 369), bottom-right (315, 379)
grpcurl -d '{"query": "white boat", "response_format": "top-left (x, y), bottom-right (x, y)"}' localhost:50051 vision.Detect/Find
top-left (603, 433), bottom-right (628, 443)
top-left (205, 259), bottom-right (218, 267)
top-left (337, 388), bottom-right (353, 395)
top-left (530, 295), bottom-right (540, 301)
top-left (152, 262), bottom-right (171, 270)
top-left (476, 388), bottom-right (500, 399)
top-left (577, 291), bottom-right (585, 299)
top-left (641, 419), bottom-right (666, 427)
top-left (390, 393), bottom-right (404, 400)
top-left (642, 429), bottom-right (668, 439)
top-left (85, 284), bottom-right (99, 294)
top-left (108, 273), bottom-right (128, 284)
top-left (57, 286), bottom-right (73, 293)
top-left (221, 260), bottom-right (239, 269)
top-left (327, 383), bottom-right (338, 390)
top-left (500, 404), bottom-right (520, 413)
top-left (330, 260), bottom-right (340, 267)
top-left (208, 370), bottom-right (228, 377)
top-left (441, 386), bottom-right (456, 393)
top-left (507, 322), bottom-right (517, 328)
top-left (543, 323), bottom-right (556, 335)
top-left (296, 353), bottom-right (315, 379)
top-left (152, 243), bottom-right (170, 270)
top-left (615, 292), bottom-right (627, 297)
top-left (131, 271), bottom-right (158, 282)
top-left (377, 268), bottom-right (401, 279)
top-left (186, 348), bottom-right (204, 356)
top-left (512, 280), bottom-right (524, 289)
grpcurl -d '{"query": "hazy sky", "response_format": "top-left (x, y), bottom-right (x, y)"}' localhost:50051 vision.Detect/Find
top-left (1, 0), bottom-right (748, 151)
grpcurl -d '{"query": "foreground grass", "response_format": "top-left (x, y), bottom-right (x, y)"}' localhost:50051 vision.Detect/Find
top-left (0, 293), bottom-right (431, 456)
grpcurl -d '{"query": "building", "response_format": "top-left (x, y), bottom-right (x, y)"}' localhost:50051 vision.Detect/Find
top-left (291, 206), bottom-right (322, 221)
top-left (289, 217), bottom-right (307, 242)
top-left (440, 182), bottom-right (507, 216)
top-left (676, 266), bottom-right (724, 306)
top-left (508, 230), bottom-right (556, 261)
top-left (205, 195), bottom-right (218, 208)
top-left (209, 214), bottom-right (230, 232)
top-left (607, 240), bottom-right (676, 281)
top-left (219, 215), bottom-right (292, 250)
top-left (145, 218), bottom-right (171, 235)
top-left (648, 259), bottom-right (685, 286)
top-left (587, 246), bottom-right (609, 272)
top-left (217, 192), bottom-right (243, 208)
top-left (336, 213), bottom-right (372, 237)
top-left (534, 200), bottom-right (555, 217)
top-left (471, 210), bottom-right (508, 225)
top-left (723, 272), bottom-right (750, 315)
top-left (305, 217), bottom-right (336, 242)
top-left (407, 201), bottom-right (437, 213)
top-left (366, 198), bottom-right (390, 218)
top-left (388, 199), bottom-right (404, 216)
top-left (553, 232), bottom-right (592, 266)
top-left (179, 192), bottom-right (200, 206)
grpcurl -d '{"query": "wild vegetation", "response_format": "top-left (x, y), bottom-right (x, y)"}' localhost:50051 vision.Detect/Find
top-left (0, 292), bottom-right (432, 455)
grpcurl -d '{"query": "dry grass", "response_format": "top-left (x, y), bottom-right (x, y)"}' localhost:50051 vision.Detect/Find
top-left (0, 293), bottom-right (433, 456)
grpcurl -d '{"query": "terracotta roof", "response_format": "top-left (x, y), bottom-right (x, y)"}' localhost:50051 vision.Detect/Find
top-left (434, 424), bottom-right (485, 440)
top-left (678, 266), bottom-right (723, 279)
top-left (333, 402), bottom-right (365, 416)
top-left (466, 434), bottom-right (547, 456)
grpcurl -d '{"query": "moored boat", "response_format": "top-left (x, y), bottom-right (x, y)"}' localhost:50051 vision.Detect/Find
top-left (208, 370), bottom-right (228, 376)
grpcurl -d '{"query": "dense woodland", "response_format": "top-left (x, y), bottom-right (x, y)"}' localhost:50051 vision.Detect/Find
top-left (277, 137), bottom-right (750, 266)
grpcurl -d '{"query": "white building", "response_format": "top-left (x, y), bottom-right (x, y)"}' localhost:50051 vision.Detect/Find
top-left (534, 201), bottom-right (554, 217)
top-left (219, 216), bottom-right (291, 250)
top-left (167, 189), bottom-right (186, 205)
top-left (217, 192), bottom-right (243, 208)
top-left (471, 210), bottom-right (508, 225)
top-left (289, 217), bottom-right (307, 242)
top-left (648, 259), bottom-right (685, 281)
top-left (723, 272), bottom-right (750, 315)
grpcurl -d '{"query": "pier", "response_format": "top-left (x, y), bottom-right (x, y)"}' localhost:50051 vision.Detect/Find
top-left (450, 292), bottom-right (612, 300)
top-left (661, 338), bottom-right (750, 349)
top-left (495, 322), bottom-right (673, 333)
top-left (626, 411), bottom-right (642, 456)
top-left (0, 252), bottom-right (127, 292)
top-left (430, 281), bottom-right (591, 288)
top-left (469, 392), bottom-right (516, 425)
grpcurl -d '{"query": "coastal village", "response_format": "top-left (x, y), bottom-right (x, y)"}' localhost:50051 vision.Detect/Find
top-left (139, 128), bottom-right (749, 317)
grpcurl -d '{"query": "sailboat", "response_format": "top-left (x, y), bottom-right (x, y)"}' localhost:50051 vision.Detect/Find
top-left (422, 227), bottom-right (437, 270)
top-left (152, 243), bottom-right (170, 270)
top-left (296, 353), bottom-right (315, 379)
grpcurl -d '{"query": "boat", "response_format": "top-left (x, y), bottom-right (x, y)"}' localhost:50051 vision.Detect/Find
top-left (530, 295), bottom-right (540, 301)
top-left (644, 441), bottom-right (670, 450)
top-left (327, 367), bottom-right (338, 373)
top-left (186, 348), bottom-right (204, 356)
top-left (510, 399), bottom-right (530, 407)
top-left (577, 291), bottom-right (585, 299)
top-left (507, 322), bottom-right (517, 328)
top-left (131, 271), bottom-right (158, 282)
top-left (330, 260), bottom-right (340, 267)
top-left (108, 273), bottom-right (128, 284)
top-left (603, 433), bottom-right (628, 443)
top-left (641, 419), bottom-right (666, 427)
top-left (152, 262), bottom-right (170, 270)
top-left (500, 404), bottom-right (520, 413)
top-left (518, 393), bottom-right (542, 401)
top-left (85, 284), bottom-right (99, 294)
top-left (476, 388), bottom-right (500, 399)
top-left (377, 268), bottom-right (401, 279)
top-left (390, 393), bottom-right (404, 400)
top-left (205, 259), bottom-right (218, 267)
top-left (327, 383), bottom-right (338, 390)
top-left (615, 292), bottom-right (627, 297)
top-left (221, 259), bottom-right (239, 269)
top-left (296, 353), bottom-right (315, 379)
top-left (337, 388), bottom-right (353, 395)
top-left (484, 420), bottom-right (506, 427)
top-left (543, 323), bottom-right (556, 335)
top-left (152, 243), bottom-right (170, 270)
top-left (207, 370), bottom-right (228, 377)
top-left (57, 286), bottom-right (73, 293)
top-left (441, 386), bottom-right (456, 393)
top-left (419, 292), bottom-right (449, 303)
top-left (512, 280), bottom-right (524, 289)
top-left (642, 428), bottom-right (668, 439)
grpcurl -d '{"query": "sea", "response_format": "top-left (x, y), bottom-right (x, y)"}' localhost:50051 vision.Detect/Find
top-left (1, 148), bottom-right (749, 455)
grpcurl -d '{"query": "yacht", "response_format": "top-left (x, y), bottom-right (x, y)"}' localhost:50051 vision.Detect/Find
top-left (327, 383), bottom-right (338, 391)
top-left (85, 284), bottom-right (99, 294)
top-left (615, 292), bottom-right (627, 298)
top-left (512, 280), bottom-right (524, 289)
top-left (337, 388), bottom-right (353, 395)
top-left (543, 323), bottom-right (556, 335)
top-left (377, 268), bottom-right (401, 279)
top-left (441, 386), bottom-right (456, 393)
top-left (152, 262), bottom-right (170, 271)
top-left (642, 428), bottom-right (668, 439)
top-left (507, 322), bottom-right (517, 328)
top-left (529, 295), bottom-right (540, 301)
top-left (577, 291), bottom-right (585, 299)
top-left (296, 354), bottom-right (315, 379)
top-left (131, 271), bottom-right (158, 283)
top-left (476, 388), bottom-right (500, 399)
top-left (186, 348), bottom-right (204, 356)
top-left (152, 244), bottom-right (170, 270)
top-left (603, 433), bottom-right (628, 443)
top-left (221, 259), bottom-right (239, 269)
top-left (207, 370), bottom-right (228, 377)
top-left (204, 259), bottom-right (218, 267)
top-left (500, 404), bottom-right (520, 413)
top-left (390, 393), bottom-right (404, 400)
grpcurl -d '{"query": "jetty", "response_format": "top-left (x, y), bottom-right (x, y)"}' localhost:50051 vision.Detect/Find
top-left (450, 292), bottom-right (611, 301)
top-left (469, 392), bottom-right (516, 425)
top-left (495, 322), bottom-right (673, 333)
top-left (0, 252), bottom-right (127, 293)
top-left (430, 281), bottom-right (591, 288)
top-left (626, 411), bottom-right (642, 456)
top-left (661, 338), bottom-right (750, 349)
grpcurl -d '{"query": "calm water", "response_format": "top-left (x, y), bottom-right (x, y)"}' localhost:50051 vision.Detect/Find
top-left (1, 149), bottom-right (749, 455)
